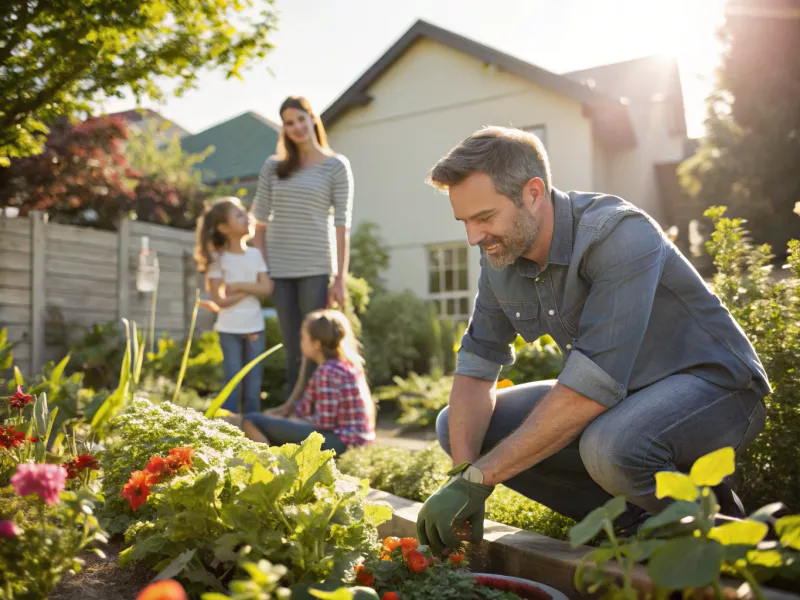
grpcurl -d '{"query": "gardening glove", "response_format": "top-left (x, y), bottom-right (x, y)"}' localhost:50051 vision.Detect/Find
top-left (416, 462), bottom-right (494, 555)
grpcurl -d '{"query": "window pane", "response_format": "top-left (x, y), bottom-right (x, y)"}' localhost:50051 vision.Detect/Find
top-left (447, 298), bottom-right (456, 315)
top-left (457, 269), bottom-right (468, 291)
top-left (429, 271), bottom-right (440, 294)
top-left (444, 269), bottom-right (454, 291)
top-left (459, 297), bottom-right (469, 315)
top-left (444, 248), bottom-right (454, 268)
top-left (428, 249), bottom-right (440, 270)
top-left (457, 246), bottom-right (467, 267)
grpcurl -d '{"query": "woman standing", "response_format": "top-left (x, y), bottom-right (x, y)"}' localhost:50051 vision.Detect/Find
top-left (251, 96), bottom-right (354, 397)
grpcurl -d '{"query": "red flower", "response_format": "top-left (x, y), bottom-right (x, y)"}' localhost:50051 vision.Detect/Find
top-left (65, 455), bottom-right (100, 479)
top-left (449, 552), bottom-right (465, 566)
top-left (399, 537), bottom-right (418, 551)
top-left (121, 470), bottom-right (151, 511)
top-left (145, 455), bottom-right (168, 484)
top-left (9, 386), bottom-right (34, 410)
top-left (164, 447), bottom-right (193, 472)
top-left (382, 593), bottom-right (400, 600)
top-left (383, 536), bottom-right (401, 552)
top-left (135, 579), bottom-right (187, 600)
top-left (355, 568), bottom-right (375, 587)
top-left (0, 426), bottom-right (31, 450)
top-left (405, 549), bottom-right (429, 574)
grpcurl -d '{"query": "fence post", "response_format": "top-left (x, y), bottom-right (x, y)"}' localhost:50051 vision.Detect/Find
top-left (117, 216), bottom-right (131, 320)
top-left (29, 211), bottom-right (46, 374)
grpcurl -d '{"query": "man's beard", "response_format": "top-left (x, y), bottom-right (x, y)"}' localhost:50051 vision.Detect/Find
top-left (482, 208), bottom-right (539, 269)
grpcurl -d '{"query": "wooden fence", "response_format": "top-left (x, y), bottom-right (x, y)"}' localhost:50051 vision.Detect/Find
top-left (0, 212), bottom-right (212, 377)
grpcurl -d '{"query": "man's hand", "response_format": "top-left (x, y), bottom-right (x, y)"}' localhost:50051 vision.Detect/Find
top-left (416, 463), bottom-right (494, 555)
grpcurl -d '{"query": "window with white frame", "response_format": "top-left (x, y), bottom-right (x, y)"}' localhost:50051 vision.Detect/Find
top-left (521, 124), bottom-right (547, 148)
top-left (427, 243), bottom-right (472, 321)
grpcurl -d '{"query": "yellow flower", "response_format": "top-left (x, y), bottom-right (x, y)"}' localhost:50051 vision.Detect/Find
top-left (495, 379), bottom-right (514, 389)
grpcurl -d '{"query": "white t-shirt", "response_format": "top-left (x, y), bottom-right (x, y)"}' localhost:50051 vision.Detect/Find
top-left (207, 247), bottom-right (268, 334)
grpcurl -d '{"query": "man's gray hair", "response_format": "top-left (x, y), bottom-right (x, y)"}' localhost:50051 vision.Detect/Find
top-left (426, 126), bottom-right (551, 206)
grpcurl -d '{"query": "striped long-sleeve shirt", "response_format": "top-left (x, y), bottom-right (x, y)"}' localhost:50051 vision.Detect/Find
top-left (250, 155), bottom-right (354, 278)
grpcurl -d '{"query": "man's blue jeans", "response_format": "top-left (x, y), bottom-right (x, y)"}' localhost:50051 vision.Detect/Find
top-left (436, 374), bottom-right (766, 520)
top-left (218, 330), bottom-right (266, 414)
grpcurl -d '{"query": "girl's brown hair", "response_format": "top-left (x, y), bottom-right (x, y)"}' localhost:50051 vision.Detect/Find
top-left (193, 197), bottom-right (242, 275)
top-left (275, 96), bottom-right (330, 179)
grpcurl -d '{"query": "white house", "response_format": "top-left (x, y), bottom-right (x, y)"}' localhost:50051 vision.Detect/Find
top-left (324, 20), bottom-right (691, 322)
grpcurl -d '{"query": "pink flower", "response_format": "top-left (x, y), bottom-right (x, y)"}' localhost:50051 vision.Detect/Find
top-left (11, 463), bottom-right (68, 505)
top-left (0, 520), bottom-right (20, 538)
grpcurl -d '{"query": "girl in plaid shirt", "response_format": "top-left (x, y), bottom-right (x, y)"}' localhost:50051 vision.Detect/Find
top-left (242, 309), bottom-right (375, 453)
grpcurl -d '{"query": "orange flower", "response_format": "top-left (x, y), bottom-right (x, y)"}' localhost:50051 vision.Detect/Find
top-left (355, 569), bottom-right (375, 586)
top-left (382, 593), bottom-right (400, 600)
top-left (405, 549), bottom-right (429, 573)
top-left (399, 537), bottom-right (418, 551)
top-left (165, 447), bottom-right (194, 472)
top-left (383, 536), bottom-right (401, 552)
top-left (449, 552), bottom-right (465, 565)
top-left (495, 379), bottom-right (514, 389)
top-left (135, 579), bottom-right (187, 600)
top-left (121, 470), bottom-right (151, 511)
top-left (145, 456), bottom-right (168, 484)
top-left (381, 555), bottom-right (392, 561)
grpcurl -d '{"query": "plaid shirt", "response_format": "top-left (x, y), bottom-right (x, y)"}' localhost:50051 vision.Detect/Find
top-left (294, 359), bottom-right (375, 447)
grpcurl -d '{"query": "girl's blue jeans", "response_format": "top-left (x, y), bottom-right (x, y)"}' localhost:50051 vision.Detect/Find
top-left (218, 330), bottom-right (265, 414)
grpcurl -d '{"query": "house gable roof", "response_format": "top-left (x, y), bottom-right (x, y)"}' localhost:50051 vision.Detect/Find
top-left (321, 20), bottom-right (635, 149)
top-left (180, 111), bottom-right (280, 183)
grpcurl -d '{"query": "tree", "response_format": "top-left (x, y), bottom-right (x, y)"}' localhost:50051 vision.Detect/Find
top-left (679, 0), bottom-right (800, 254)
top-left (350, 221), bottom-right (391, 294)
top-left (0, 115), bottom-right (136, 227)
top-left (0, 0), bottom-right (277, 165)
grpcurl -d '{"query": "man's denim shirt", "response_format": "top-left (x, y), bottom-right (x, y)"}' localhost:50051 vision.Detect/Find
top-left (457, 188), bottom-right (771, 407)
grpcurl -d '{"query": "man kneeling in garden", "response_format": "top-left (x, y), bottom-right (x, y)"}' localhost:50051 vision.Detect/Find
top-left (416, 126), bottom-right (770, 553)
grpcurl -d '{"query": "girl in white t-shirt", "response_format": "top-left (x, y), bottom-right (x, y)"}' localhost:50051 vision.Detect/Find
top-left (194, 197), bottom-right (274, 414)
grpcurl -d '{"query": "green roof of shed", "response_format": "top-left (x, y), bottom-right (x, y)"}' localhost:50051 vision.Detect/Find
top-left (180, 111), bottom-right (280, 183)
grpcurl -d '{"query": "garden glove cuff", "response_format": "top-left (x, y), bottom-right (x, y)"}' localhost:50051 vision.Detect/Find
top-left (416, 462), bottom-right (494, 555)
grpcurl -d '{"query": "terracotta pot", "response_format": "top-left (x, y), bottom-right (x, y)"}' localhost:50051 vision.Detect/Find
top-left (470, 574), bottom-right (570, 600)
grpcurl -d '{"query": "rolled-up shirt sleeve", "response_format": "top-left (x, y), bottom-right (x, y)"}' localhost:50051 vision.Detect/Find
top-left (455, 256), bottom-right (517, 381)
top-left (558, 214), bottom-right (665, 407)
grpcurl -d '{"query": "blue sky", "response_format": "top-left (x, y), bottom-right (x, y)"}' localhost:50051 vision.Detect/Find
top-left (101, 0), bottom-right (726, 139)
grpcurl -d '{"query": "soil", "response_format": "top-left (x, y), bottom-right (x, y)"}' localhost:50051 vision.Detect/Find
top-left (49, 541), bottom-right (154, 600)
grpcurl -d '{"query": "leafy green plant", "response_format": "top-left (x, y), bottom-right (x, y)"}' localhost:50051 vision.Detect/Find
top-left (117, 424), bottom-right (392, 596)
top-left (571, 447), bottom-right (800, 599)
top-left (703, 207), bottom-right (800, 511)
top-left (0, 482), bottom-right (106, 599)
top-left (202, 559), bottom-right (291, 600)
top-left (374, 373), bottom-right (453, 431)
top-left (499, 335), bottom-right (564, 384)
top-left (337, 445), bottom-right (573, 541)
top-left (144, 331), bottom-right (224, 396)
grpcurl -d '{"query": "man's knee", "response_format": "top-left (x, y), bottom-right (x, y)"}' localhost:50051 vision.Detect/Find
top-left (435, 406), bottom-right (451, 456)
top-left (579, 416), bottom-right (663, 498)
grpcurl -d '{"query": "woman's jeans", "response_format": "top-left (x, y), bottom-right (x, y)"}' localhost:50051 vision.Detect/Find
top-left (218, 330), bottom-right (266, 414)
top-left (436, 374), bottom-right (766, 521)
top-left (243, 413), bottom-right (348, 455)
top-left (272, 275), bottom-right (329, 395)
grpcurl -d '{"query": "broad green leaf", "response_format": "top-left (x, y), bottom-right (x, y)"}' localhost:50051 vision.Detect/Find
top-left (689, 447), bottom-right (735, 487)
top-left (640, 501), bottom-right (701, 533)
top-left (749, 502), bottom-right (786, 523)
top-left (152, 549), bottom-right (196, 581)
top-left (293, 432), bottom-right (336, 503)
top-left (655, 472), bottom-right (699, 502)
top-left (747, 549), bottom-right (784, 568)
top-left (204, 343), bottom-right (283, 417)
top-left (309, 589), bottom-right (355, 600)
top-left (775, 515), bottom-right (800, 550)
top-left (364, 502), bottom-right (393, 527)
top-left (628, 539), bottom-right (666, 562)
top-left (44, 407), bottom-right (59, 448)
top-left (568, 496), bottom-right (627, 547)
top-left (251, 461), bottom-right (275, 485)
top-left (723, 545), bottom-right (752, 562)
top-left (14, 366), bottom-right (24, 386)
top-left (708, 520), bottom-right (768, 546)
top-left (648, 537), bottom-right (723, 589)
top-left (33, 392), bottom-right (49, 437)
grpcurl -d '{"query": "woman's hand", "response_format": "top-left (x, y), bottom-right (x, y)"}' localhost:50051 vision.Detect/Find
top-left (199, 300), bottom-right (220, 313)
top-left (328, 275), bottom-right (346, 309)
top-left (225, 282), bottom-right (241, 295)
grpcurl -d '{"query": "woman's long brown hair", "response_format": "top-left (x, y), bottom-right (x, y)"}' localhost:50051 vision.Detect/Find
top-left (275, 96), bottom-right (330, 179)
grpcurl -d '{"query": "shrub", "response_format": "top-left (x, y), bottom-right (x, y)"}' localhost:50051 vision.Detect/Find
top-left (144, 331), bottom-right (223, 396)
top-left (337, 444), bottom-right (574, 540)
top-left (499, 335), bottom-right (564, 384)
top-left (705, 207), bottom-right (800, 511)
top-left (374, 373), bottom-right (453, 431)
top-left (361, 292), bottom-right (439, 385)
